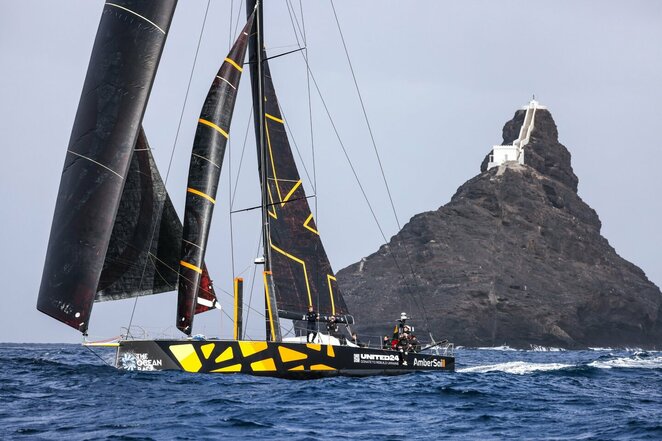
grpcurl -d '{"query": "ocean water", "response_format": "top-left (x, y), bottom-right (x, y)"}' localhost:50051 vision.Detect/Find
top-left (1, 344), bottom-right (661, 440)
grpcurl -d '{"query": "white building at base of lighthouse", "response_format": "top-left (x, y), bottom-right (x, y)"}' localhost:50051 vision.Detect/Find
top-left (487, 100), bottom-right (547, 170)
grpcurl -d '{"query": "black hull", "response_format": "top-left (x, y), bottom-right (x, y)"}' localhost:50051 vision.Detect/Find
top-left (115, 339), bottom-right (454, 379)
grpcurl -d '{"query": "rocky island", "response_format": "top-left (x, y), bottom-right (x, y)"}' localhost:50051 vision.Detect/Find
top-left (338, 102), bottom-right (662, 349)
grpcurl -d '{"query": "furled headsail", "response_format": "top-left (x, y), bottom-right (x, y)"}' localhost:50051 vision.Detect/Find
top-left (177, 13), bottom-right (255, 334)
top-left (37, 1), bottom-right (178, 332)
top-left (257, 59), bottom-right (351, 320)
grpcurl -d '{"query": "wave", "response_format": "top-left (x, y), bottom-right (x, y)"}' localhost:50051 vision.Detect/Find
top-left (589, 355), bottom-right (662, 370)
top-left (471, 345), bottom-right (565, 352)
top-left (458, 361), bottom-right (573, 374)
top-left (474, 345), bottom-right (519, 351)
top-left (530, 345), bottom-right (566, 352)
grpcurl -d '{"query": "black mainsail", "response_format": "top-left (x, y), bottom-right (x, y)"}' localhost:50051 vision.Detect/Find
top-left (261, 61), bottom-right (350, 320)
top-left (37, 1), bottom-right (178, 332)
top-left (246, 1), bottom-right (350, 325)
top-left (177, 14), bottom-right (255, 334)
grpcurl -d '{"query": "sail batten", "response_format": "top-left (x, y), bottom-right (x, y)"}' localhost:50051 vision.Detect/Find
top-left (177, 14), bottom-right (255, 334)
top-left (37, 1), bottom-right (178, 333)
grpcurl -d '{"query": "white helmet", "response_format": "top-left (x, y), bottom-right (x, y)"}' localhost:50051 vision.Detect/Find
top-left (400, 312), bottom-right (408, 320)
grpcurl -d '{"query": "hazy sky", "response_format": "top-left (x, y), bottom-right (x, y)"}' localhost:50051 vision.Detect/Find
top-left (1, 1), bottom-right (660, 343)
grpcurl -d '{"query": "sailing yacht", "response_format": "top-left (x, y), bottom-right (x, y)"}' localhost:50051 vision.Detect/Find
top-left (37, 0), bottom-right (454, 378)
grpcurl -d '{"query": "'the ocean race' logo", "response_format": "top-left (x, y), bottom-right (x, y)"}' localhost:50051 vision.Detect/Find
top-left (119, 352), bottom-right (163, 371)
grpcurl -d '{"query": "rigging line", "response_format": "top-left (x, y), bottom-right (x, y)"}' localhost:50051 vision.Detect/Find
top-left (244, 230), bottom-right (264, 339)
top-left (145, 251), bottom-right (266, 318)
top-left (298, 0), bottom-right (321, 309)
top-left (229, 0), bottom-right (234, 48)
top-left (287, 31), bottom-right (429, 333)
top-left (228, 0), bottom-right (237, 283)
top-left (286, 0), bottom-right (321, 318)
top-left (231, 195), bottom-right (316, 214)
top-left (284, 1), bottom-right (427, 332)
top-left (278, 105), bottom-right (314, 187)
top-left (330, 1), bottom-right (432, 331)
top-left (299, 0), bottom-right (317, 220)
top-left (232, 0), bottom-right (245, 38)
top-left (84, 345), bottom-right (113, 367)
top-left (285, 0), bottom-right (317, 211)
top-left (285, 0), bottom-right (305, 42)
top-left (242, 47), bottom-right (306, 63)
top-left (231, 108), bottom-right (254, 209)
top-left (329, 0), bottom-right (400, 229)
top-left (126, 0), bottom-right (214, 336)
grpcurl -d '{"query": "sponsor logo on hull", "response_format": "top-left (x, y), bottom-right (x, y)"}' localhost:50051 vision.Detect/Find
top-left (353, 352), bottom-right (400, 366)
top-left (119, 352), bottom-right (163, 371)
top-left (412, 358), bottom-right (445, 368)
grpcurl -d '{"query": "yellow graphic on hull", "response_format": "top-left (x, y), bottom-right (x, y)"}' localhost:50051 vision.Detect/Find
top-left (211, 364), bottom-right (242, 373)
top-left (215, 346), bottom-right (234, 364)
top-left (239, 341), bottom-right (268, 357)
top-left (278, 346), bottom-right (308, 362)
top-left (201, 343), bottom-right (215, 359)
top-left (169, 344), bottom-right (202, 372)
top-left (310, 364), bottom-right (336, 371)
top-left (251, 358), bottom-right (276, 372)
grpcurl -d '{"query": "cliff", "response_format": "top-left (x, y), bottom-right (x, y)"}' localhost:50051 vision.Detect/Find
top-left (338, 108), bottom-right (662, 349)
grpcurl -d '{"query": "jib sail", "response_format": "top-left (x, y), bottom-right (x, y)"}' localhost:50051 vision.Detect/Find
top-left (177, 13), bottom-right (255, 334)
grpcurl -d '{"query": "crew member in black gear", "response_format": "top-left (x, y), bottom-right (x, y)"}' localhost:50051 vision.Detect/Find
top-left (306, 305), bottom-right (318, 343)
top-left (327, 315), bottom-right (346, 345)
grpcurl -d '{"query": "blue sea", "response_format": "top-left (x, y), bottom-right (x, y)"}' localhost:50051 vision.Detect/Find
top-left (1, 344), bottom-right (661, 440)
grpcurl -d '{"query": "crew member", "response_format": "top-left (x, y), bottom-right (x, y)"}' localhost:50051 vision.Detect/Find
top-left (351, 332), bottom-right (365, 347)
top-left (306, 305), bottom-right (318, 343)
top-left (327, 315), bottom-right (346, 345)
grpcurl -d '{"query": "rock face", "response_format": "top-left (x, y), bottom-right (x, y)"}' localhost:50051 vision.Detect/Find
top-left (338, 108), bottom-right (662, 349)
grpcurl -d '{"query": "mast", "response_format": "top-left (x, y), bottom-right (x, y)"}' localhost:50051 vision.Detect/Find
top-left (247, 0), bottom-right (281, 341)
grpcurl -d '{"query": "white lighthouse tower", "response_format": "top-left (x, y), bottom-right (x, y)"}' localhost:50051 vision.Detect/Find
top-left (487, 99), bottom-right (547, 170)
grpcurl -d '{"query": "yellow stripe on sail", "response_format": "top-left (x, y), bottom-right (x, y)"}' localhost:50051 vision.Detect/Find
top-left (180, 260), bottom-right (203, 274)
top-left (327, 274), bottom-right (337, 315)
top-left (270, 243), bottom-right (313, 307)
top-left (265, 113), bottom-right (284, 124)
top-left (198, 118), bottom-right (229, 139)
top-left (265, 122), bottom-right (283, 203)
top-left (225, 57), bottom-right (243, 72)
top-left (187, 187), bottom-right (216, 204)
top-left (282, 180), bottom-right (302, 205)
top-left (303, 213), bottom-right (319, 235)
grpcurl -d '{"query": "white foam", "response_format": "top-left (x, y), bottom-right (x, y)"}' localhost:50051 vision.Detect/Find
top-left (458, 361), bottom-right (572, 374)
top-left (475, 345), bottom-right (518, 351)
top-left (589, 355), bottom-right (662, 370)
top-left (530, 345), bottom-right (566, 352)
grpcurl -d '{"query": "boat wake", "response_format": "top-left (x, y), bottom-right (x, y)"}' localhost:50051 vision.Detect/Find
top-left (459, 351), bottom-right (662, 375)
top-left (458, 361), bottom-right (573, 374)
top-left (471, 345), bottom-right (565, 352)
top-left (474, 345), bottom-right (518, 351)
top-left (589, 353), bottom-right (662, 370)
